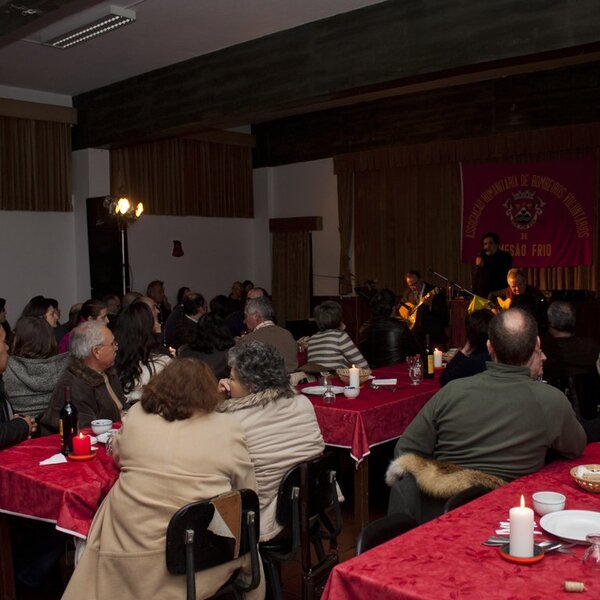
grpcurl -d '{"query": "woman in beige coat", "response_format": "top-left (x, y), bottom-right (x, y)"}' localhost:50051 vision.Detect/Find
top-left (63, 357), bottom-right (264, 600)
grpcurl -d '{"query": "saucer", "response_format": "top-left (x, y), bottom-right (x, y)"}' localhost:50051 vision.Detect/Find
top-left (68, 450), bottom-right (97, 462)
top-left (498, 543), bottom-right (544, 564)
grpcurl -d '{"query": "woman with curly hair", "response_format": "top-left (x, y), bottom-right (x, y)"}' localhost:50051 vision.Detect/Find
top-left (113, 302), bottom-right (171, 406)
top-left (218, 341), bottom-right (324, 542)
top-left (62, 358), bottom-right (262, 600)
top-left (178, 312), bottom-right (234, 379)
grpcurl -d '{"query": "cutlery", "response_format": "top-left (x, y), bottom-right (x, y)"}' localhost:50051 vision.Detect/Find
top-left (369, 382), bottom-right (397, 392)
top-left (482, 537), bottom-right (576, 554)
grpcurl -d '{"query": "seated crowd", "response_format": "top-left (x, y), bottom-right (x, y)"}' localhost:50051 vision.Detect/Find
top-left (0, 279), bottom-right (598, 598)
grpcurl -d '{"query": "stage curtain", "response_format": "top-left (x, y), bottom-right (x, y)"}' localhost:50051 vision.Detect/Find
top-left (0, 116), bottom-right (71, 211)
top-left (110, 138), bottom-right (253, 217)
top-left (272, 231), bottom-right (311, 326)
top-left (334, 122), bottom-right (600, 295)
top-left (337, 171), bottom-right (354, 295)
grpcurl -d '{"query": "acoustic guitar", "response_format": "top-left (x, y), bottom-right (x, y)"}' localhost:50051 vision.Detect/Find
top-left (398, 287), bottom-right (440, 330)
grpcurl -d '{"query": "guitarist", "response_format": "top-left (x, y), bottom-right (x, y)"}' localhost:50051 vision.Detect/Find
top-left (488, 268), bottom-right (544, 312)
top-left (401, 270), bottom-right (449, 350)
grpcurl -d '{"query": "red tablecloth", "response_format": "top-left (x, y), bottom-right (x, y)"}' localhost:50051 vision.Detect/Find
top-left (323, 443), bottom-right (600, 600)
top-left (300, 365), bottom-right (439, 462)
top-left (0, 434), bottom-right (119, 538)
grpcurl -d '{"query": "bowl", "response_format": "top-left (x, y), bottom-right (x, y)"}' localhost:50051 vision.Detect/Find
top-left (91, 419), bottom-right (113, 435)
top-left (532, 491), bottom-right (566, 515)
top-left (336, 367), bottom-right (371, 386)
top-left (570, 464), bottom-right (600, 493)
top-left (343, 386), bottom-right (360, 399)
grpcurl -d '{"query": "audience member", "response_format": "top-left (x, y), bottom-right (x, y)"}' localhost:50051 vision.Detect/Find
top-left (359, 289), bottom-right (418, 368)
top-left (102, 294), bottom-right (122, 329)
top-left (0, 326), bottom-right (36, 449)
top-left (225, 286), bottom-right (268, 337)
top-left (0, 297), bottom-right (11, 340)
top-left (122, 291), bottom-right (142, 308)
top-left (55, 303), bottom-right (82, 345)
top-left (386, 308), bottom-right (586, 524)
top-left (146, 280), bottom-right (171, 326)
top-left (542, 301), bottom-right (600, 419)
top-left (308, 300), bottom-right (368, 370)
top-left (114, 302), bottom-right (171, 406)
top-left (136, 296), bottom-right (162, 336)
top-left (172, 292), bottom-right (206, 349)
top-left (229, 280), bottom-right (243, 311)
top-left (21, 296), bottom-right (59, 329)
top-left (218, 342), bottom-right (324, 541)
top-left (241, 297), bottom-right (298, 373)
top-left (58, 298), bottom-right (108, 353)
top-left (41, 321), bottom-right (125, 432)
top-left (401, 270), bottom-right (449, 350)
top-left (440, 309), bottom-right (494, 386)
top-left (4, 317), bottom-right (69, 419)
top-left (178, 312), bottom-right (234, 379)
top-left (473, 231), bottom-right (513, 298)
top-left (163, 286), bottom-right (191, 348)
top-left (210, 294), bottom-right (234, 319)
top-left (62, 358), bottom-right (261, 600)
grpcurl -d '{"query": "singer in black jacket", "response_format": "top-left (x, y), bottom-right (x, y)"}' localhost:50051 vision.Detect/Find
top-left (359, 289), bottom-right (419, 368)
top-left (473, 232), bottom-right (512, 298)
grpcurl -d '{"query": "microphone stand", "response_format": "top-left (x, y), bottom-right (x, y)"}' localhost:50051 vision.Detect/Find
top-left (428, 268), bottom-right (475, 301)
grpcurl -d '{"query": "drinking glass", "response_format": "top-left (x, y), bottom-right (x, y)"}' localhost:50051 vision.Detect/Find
top-left (582, 534), bottom-right (600, 569)
top-left (409, 360), bottom-right (422, 386)
top-left (323, 385), bottom-right (336, 404)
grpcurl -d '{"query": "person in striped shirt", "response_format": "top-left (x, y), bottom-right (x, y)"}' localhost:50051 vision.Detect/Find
top-left (307, 301), bottom-right (369, 370)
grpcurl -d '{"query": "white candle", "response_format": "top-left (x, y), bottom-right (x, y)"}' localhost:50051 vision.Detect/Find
top-left (349, 364), bottom-right (360, 389)
top-left (433, 349), bottom-right (443, 368)
top-left (509, 495), bottom-right (534, 557)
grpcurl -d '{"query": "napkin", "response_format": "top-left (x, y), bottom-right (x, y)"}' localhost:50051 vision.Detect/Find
top-left (576, 465), bottom-right (600, 479)
top-left (39, 453), bottom-right (67, 466)
top-left (372, 378), bottom-right (397, 386)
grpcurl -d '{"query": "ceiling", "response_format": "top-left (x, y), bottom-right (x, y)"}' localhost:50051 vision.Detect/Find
top-left (0, 0), bottom-right (385, 98)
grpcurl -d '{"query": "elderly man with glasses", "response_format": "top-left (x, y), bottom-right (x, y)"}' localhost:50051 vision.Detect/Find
top-left (41, 321), bottom-right (125, 432)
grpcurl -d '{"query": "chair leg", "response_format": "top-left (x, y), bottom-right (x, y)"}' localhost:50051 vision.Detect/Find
top-left (185, 529), bottom-right (195, 600)
top-left (261, 555), bottom-right (283, 600)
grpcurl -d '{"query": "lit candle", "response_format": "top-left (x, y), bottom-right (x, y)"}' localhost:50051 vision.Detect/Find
top-left (72, 432), bottom-right (91, 456)
top-left (349, 364), bottom-right (360, 389)
top-left (434, 348), bottom-right (443, 368)
top-left (509, 494), bottom-right (534, 557)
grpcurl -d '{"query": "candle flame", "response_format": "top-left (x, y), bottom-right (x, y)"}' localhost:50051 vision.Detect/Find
top-left (352, 364), bottom-right (355, 368)
top-left (520, 494), bottom-right (525, 508)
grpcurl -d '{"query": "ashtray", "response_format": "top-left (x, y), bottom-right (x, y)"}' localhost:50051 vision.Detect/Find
top-left (498, 543), bottom-right (545, 565)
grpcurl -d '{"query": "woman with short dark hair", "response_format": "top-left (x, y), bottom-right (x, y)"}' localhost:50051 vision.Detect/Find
top-left (58, 298), bottom-right (109, 353)
top-left (307, 300), bottom-right (368, 369)
top-left (62, 358), bottom-right (261, 600)
top-left (218, 341), bottom-right (324, 542)
top-left (4, 316), bottom-right (69, 418)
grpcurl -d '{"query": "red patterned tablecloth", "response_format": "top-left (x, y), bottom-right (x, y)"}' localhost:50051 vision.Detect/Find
top-left (323, 443), bottom-right (600, 600)
top-left (0, 434), bottom-right (119, 538)
top-left (300, 365), bottom-right (439, 462)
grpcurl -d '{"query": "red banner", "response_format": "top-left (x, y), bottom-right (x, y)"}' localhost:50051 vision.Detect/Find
top-left (461, 156), bottom-right (594, 267)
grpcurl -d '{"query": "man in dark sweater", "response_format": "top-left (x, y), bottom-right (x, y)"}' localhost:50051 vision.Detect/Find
top-left (473, 231), bottom-right (512, 298)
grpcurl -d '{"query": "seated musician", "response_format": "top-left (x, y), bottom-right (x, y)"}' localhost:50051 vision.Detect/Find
top-left (488, 267), bottom-right (544, 310)
top-left (400, 270), bottom-right (448, 350)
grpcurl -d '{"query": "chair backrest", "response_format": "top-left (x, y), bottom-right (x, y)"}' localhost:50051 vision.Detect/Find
top-left (356, 513), bottom-right (418, 555)
top-left (552, 373), bottom-right (600, 420)
top-left (274, 451), bottom-right (338, 527)
top-left (443, 485), bottom-right (489, 514)
top-left (166, 488), bottom-right (260, 574)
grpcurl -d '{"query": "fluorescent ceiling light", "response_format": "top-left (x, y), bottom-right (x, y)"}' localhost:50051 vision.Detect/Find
top-left (42, 6), bottom-right (136, 49)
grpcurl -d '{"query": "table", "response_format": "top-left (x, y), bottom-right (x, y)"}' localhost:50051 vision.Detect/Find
top-left (322, 443), bottom-right (600, 600)
top-left (0, 434), bottom-right (119, 600)
top-left (300, 364), bottom-right (439, 529)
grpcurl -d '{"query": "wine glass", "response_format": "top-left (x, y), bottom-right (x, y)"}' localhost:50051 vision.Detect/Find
top-left (323, 385), bottom-right (336, 404)
top-left (409, 359), bottom-right (422, 386)
top-left (582, 534), bottom-right (600, 569)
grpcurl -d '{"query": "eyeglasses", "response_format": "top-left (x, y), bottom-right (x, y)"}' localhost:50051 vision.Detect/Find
top-left (97, 340), bottom-right (118, 350)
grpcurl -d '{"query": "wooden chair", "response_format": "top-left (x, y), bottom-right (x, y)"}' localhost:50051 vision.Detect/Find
top-left (166, 489), bottom-right (261, 600)
top-left (356, 513), bottom-right (418, 555)
top-left (259, 452), bottom-right (342, 600)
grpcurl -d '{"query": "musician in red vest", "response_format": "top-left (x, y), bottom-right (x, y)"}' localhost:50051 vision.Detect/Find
top-left (401, 270), bottom-right (449, 350)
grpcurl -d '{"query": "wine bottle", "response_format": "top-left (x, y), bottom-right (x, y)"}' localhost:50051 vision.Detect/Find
top-left (59, 386), bottom-right (79, 455)
top-left (424, 334), bottom-right (435, 379)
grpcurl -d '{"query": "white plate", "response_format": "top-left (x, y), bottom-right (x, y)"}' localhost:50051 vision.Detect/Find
top-left (302, 386), bottom-right (345, 396)
top-left (540, 510), bottom-right (600, 543)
